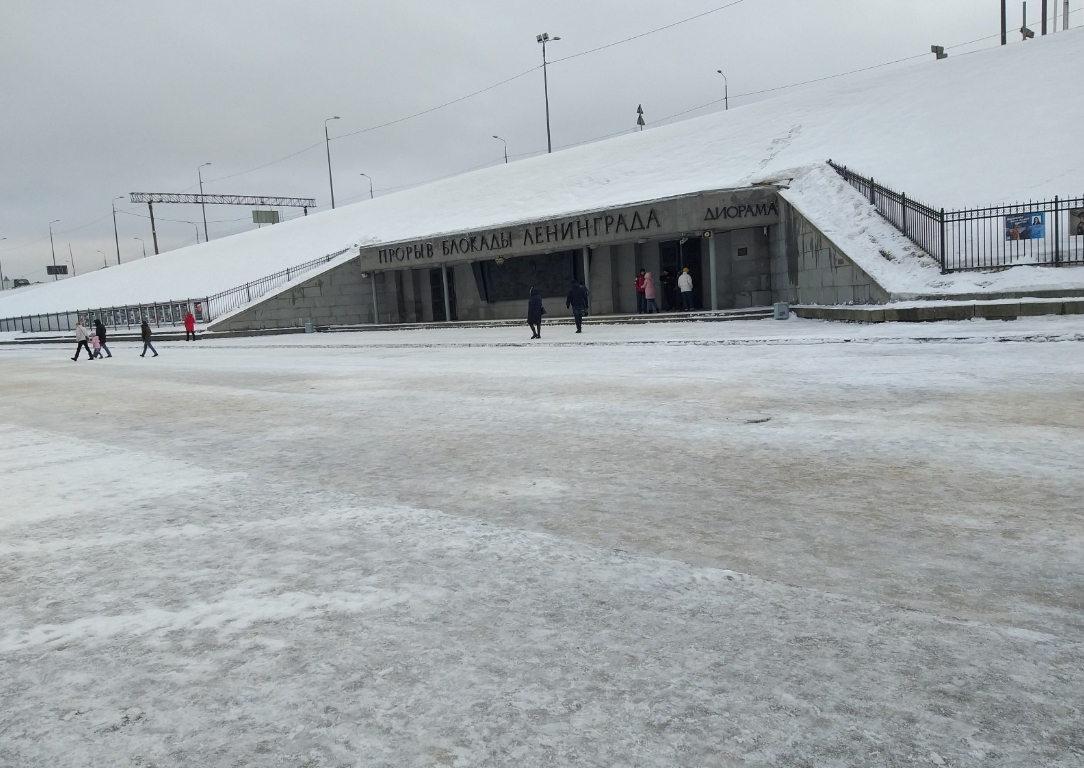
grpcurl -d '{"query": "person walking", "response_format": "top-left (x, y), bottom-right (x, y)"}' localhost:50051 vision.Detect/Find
top-left (634, 269), bottom-right (646, 314)
top-left (183, 310), bottom-right (196, 341)
top-left (643, 271), bottom-right (658, 313)
top-left (566, 279), bottom-right (589, 333)
top-left (94, 319), bottom-right (113, 358)
top-left (139, 320), bottom-right (159, 357)
top-left (71, 320), bottom-right (94, 361)
top-left (526, 287), bottom-right (545, 339)
top-left (678, 267), bottom-right (695, 311)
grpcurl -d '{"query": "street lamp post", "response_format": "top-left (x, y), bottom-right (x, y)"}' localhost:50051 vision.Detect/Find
top-left (134, 237), bottom-right (146, 258)
top-left (359, 172), bottom-right (374, 199)
top-left (716, 70), bottom-right (729, 111)
top-left (536, 33), bottom-right (561, 153)
top-left (68, 243), bottom-right (77, 276)
top-left (198, 163), bottom-right (212, 243)
top-left (111, 196), bottom-right (124, 265)
top-left (325, 116), bottom-right (340, 209)
top-left (192, 223), bottom-right (200, 244)
top-left (492, 135), bottom-right (508, 164)
top-left (49, 220), bottom-right (61, 281)
top-left (98, 250), bottom-right (107, 269)
top-left (0, 237), bottom-right (7, 290)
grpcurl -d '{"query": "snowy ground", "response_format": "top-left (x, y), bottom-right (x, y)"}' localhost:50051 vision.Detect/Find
top-left (2, 317), bottom-right (1083, 767)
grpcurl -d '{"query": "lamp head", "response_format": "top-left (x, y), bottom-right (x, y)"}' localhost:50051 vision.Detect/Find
top-left (536, 34), bottom-right (544, 42)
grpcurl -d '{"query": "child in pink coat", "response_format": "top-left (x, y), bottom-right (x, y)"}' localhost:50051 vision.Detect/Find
top-left (642, 271), bottom-right (658, 313)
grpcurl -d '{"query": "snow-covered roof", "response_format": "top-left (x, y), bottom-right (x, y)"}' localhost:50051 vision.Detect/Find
top-left (2, 29), bottom-right (1081, 318)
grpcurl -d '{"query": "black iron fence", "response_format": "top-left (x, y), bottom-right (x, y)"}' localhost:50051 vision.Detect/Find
top-left (203, 248), bottom-right (350, 319)
top-left (828, 160), bottom-right (1084, 273)
top-left (0, 248), bottom-right (352, 335)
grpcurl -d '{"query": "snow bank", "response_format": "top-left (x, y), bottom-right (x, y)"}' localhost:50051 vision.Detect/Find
top-left (782, 164), bottom-right (1084, 297)
top-left (2, 29), bottom-right (1081, 317)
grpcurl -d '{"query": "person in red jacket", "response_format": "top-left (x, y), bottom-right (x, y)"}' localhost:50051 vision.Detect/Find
top-left (634, 269), bottom-right (646, 314)
top-left (183, 310), bottom-right (196, 341)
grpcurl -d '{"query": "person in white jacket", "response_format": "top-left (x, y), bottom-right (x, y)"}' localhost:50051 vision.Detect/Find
top-left (677, 268), bottom-right (694, 311)
top-left (71, 320), bottom-right (94, 361)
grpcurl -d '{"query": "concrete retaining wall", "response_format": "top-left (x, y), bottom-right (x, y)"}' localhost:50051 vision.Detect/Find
top-left (770, 199), bottom-right (890, 306)
top-left (209, 258), bottom-right (402, 331)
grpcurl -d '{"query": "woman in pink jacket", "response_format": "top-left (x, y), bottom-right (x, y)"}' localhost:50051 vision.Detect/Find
top-left (642, 271), bottom-right (658, 313)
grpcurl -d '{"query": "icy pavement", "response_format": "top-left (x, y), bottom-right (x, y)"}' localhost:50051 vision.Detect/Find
top-left (2, 318), bottom-right (1083, 767)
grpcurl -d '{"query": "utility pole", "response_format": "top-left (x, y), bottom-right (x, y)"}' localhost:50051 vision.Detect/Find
top-left (198, 163), bottom-right (211, 242)
top-left (325, 116), bottom-right (340, 209)
top-left (111, 196), bottom-right (123, 264)
top-left (68, 243), bottom-right (77, 276)
top-left (536, 33), bottom-right (561, 153)
top-left (492, 135), bottom-right (508, 164)
top-left (716, 70), bottom-right (729, 110)
top-left (1002, 0), bottom-right (1008, 44)
top-left (0, 237), bottom-right (7, 290)
top-left (1065, 0), bottom-right (1070, 29)
top-left (1042, 0), bottom-right (1048, 33)
top-left (49, 219), bottom-right (60, 280)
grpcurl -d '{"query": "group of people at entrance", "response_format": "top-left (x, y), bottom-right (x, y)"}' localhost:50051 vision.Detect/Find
top-left (635, 268), bottom-right (694, 313)
top-left (70, 310), bottom-right (196, 361)
top-left (526, 280), bottom-right (589, 339)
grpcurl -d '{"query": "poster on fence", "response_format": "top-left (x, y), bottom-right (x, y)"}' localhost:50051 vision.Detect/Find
top-left (1071, 209), bottom-right (1084, 236)
top-left (1005, 213), bottom-right (1045, 241)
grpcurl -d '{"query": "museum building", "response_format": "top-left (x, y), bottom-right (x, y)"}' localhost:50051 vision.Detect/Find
top-left (213, 180), bottom-right (883, 331)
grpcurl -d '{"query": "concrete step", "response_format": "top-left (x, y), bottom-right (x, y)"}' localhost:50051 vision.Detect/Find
top-left (795, 298), bottom-right (1084, 323)
top-left (323, 308), bottom-right (774, 333)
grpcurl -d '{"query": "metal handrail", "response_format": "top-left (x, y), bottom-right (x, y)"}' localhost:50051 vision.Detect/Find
top-left (828, 160), bottom-right (1084, 273)
top-left (0, 246), bottom-right (353, 334)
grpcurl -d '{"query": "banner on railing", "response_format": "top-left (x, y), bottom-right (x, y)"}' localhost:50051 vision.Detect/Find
top-left (1070, 209), bottom-right (1084, 237)
top-left (1005, 213), bottom-right (1044, 241)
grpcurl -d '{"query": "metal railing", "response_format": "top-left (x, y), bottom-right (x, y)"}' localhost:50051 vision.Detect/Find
top-left (0, 247), bottom-right (352, 335)
top-left (828, 160), bottom-right (1084, 273)
top-left (204, 248), bottom-right (351, 319)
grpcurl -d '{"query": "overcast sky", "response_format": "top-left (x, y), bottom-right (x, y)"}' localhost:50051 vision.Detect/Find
top-left (0, 0), bottom-right (1065, 283)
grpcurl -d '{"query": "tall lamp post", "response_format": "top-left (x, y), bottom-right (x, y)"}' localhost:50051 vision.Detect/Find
top-left (49, 220), bottom-right (61, 280)
top-left (492, 135), bottom-right (508, 164)
top-left (325, 116), bottom-right (340, 209)
top-left (716, 70), bottom-right (729, 110)
top-left (134, 237), bottom-right (146, 258)
top-left (197, 163), bottom-right (212, 243)
top-left (192, 223), bottom-right (201, 244)
top-left (67, 243), bottom-right (77, 276)
top-left (359, 172), bottom-right (374, 199)
top-left (0, 237), bottom-right (7, 290)
top-left (536, 33), bottom-right (561, 153)
top-left (111, 196), bottom-right (124, 264)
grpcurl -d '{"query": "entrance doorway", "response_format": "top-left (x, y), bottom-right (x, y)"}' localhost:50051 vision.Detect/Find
top-left (430, 267), bottom-right (458, 321)
top-left (659, 237), bottom-right (703, 310)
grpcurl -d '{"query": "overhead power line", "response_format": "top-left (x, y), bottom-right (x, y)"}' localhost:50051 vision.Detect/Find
top-left (551, 0), bottom-right (748, 64)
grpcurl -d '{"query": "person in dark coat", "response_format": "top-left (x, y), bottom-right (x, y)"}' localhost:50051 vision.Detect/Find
top-left (139, 320), bottom-right (159, 357)
top-left (566, 280), bottom-right (589, 333)
top-left (526, 287), bottom-right (545, 339)
top-left (659, 268), bottom-right (677, 311)
top-left (94, 319), bottom-right (112, 358)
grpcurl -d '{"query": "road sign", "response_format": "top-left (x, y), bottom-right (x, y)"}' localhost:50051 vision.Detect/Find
top-left (46, 265), bottom-right (68, 276)
top-left (252, 210), bottom-right (280, 225)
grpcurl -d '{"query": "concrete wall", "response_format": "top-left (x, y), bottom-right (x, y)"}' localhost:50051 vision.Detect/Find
top-left (770, 199), bottom-right (891, 306)
top-left (210, 258), bottom-right (401, 331)
top-left (712, 228), bottom-right (773, 309)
